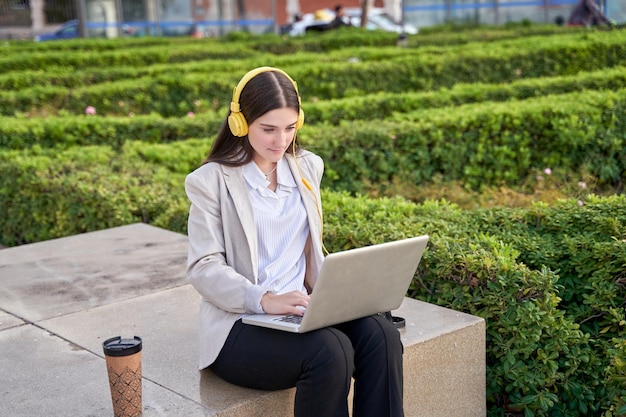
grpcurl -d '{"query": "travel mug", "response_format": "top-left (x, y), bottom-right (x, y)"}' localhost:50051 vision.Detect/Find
top-left (103, 336), bottom-right (143, 417)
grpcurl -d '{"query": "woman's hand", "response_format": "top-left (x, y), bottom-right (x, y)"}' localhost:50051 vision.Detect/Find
top-left (260, 291), bottom-right (310, 316)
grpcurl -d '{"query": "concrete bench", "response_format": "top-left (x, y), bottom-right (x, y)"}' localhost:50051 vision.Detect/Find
top-left (0, 223), bottom-right (485, 416)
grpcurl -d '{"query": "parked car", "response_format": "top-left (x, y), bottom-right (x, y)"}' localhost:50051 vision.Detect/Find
top-left (34, 20), bottom-right (136, 41)
top-left (344, 7), bottom-right (419, 34)
top-left (34, 19), bottom-right (79, 41)
top-left (285, 7), bottom-right (417, 36)
top-left (282, 9), bottom-right (334, 36)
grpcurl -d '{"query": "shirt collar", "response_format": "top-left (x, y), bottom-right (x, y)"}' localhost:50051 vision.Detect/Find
top-left (242, 158), bottom-right (296, 191)
top-left (276, 157), bottom-right (296, 188)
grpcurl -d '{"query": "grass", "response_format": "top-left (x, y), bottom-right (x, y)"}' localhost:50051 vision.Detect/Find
top-left (383, 167), bottom-right (616, 209)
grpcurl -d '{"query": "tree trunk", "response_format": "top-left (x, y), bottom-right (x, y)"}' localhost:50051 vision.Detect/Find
top-left (360, 0), bottom-right (369, 27)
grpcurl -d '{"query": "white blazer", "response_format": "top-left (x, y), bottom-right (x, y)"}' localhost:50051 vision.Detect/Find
top-left (185, 150), bottom-right (325, 370)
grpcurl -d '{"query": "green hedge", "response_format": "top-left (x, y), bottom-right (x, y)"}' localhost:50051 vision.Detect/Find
top-left (4, 66), bottom-right (625, 149)
top-left (0, 139), bottom-right (623, 415)
top-left (0, 35), bottom-right (190, 54)
top-left (2, 87), bottom-right (624, 198)
top-left (0, 23), bottom-right (577, 56)
top-left (0, 113), bottom-right (221, 149)
top-left (303, 66), bottom-right (626, 125)
top-left (322, 192), bottom-right (626, 416)
top-left (0, 27), bottom-right (589, 94)
top-left (306, 88), bottom-right (626, 193)
top-left (289, 30), bottom-right (626, 99)
top-left (0, 144), bottom-right (186, 245)
top-left (0, 50), bottom-right (355, 93)
top-left (0, 41), bottom-right (256, 72)
top-left (2, 30), bottom-right (625, 117)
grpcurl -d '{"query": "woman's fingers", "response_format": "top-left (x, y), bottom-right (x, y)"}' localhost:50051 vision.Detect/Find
top-left (260, 291), bottom-right (310, 315)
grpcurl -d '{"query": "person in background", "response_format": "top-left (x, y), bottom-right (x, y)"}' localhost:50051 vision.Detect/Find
top-left (185, 66), bottom-right (405, 417)
top-left (326, 4), bottom-right (352, 30)
top-left (567, 0), bottom-right (612, 26)
top-left (280, 12), bottom-right (302, 35)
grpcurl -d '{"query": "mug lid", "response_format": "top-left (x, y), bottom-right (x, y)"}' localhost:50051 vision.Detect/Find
top-left (102, 336), bottom-right (142, 357)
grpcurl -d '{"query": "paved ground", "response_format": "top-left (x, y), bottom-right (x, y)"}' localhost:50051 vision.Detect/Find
top-left (0, 224), bottom-right (390, 416)
top-left (0, 224), bottom-right (210, 416)
top-left (0, 223), bottom-right (287, 417)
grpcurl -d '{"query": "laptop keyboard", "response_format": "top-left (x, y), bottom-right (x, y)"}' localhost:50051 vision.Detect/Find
top-left (275, 314), bottom-right (303, 324)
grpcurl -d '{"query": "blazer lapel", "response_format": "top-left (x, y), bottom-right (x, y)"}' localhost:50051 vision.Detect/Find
top-left (286, 155), bottom-right (322, 253)
top-left (221, 164), bottom-right (259, 279)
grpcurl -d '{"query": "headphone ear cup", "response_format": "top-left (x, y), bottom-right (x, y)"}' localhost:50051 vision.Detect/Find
top-left (296, 109), bottom-right (305, 130)
top-left (229, 108), bottom-right (300, 136)
top-left (228, 111), bottom-right (248, 137)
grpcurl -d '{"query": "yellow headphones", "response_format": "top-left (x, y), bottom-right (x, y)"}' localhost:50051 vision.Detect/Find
top-left (228, 66), bottom-right (305, 137)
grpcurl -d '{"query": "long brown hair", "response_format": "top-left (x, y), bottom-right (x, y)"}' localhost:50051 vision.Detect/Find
top-left (203, 70), bottom-right (302, 166)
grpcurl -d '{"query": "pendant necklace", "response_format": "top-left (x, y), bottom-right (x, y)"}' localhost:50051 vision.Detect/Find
top-left (264, 165), bottom-right (277, 181)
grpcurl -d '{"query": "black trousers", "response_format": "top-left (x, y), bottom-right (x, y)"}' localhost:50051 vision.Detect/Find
top-left (211, 314), bottom-right (404, 417)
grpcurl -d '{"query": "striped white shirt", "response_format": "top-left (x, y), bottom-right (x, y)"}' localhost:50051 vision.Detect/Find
top-left (242, 158), bottom-right (309, 311)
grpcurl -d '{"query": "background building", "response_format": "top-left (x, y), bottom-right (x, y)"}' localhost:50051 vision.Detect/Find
top-left (0, 0), bottom-right (624, 39)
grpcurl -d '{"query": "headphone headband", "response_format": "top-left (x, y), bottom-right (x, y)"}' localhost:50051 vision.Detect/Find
top-left (228, 66), bottom-right (304, 137)
top-left (231, 66), bottom-right (300, 107)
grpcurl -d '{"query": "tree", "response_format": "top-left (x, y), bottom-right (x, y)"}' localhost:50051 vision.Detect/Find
top-left (360, 0), bottom-right (370, 27)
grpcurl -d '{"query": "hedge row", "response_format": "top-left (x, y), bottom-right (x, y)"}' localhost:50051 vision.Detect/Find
top-left (0, 44), bottom-right (417, 93)
top-left (2, 30), bottom-right (624, 117)
top-left (308, 87), bottom-right (624, 193)
top-left (0, 113), bottom-right (221, 150)
top-left (230, 23), bottom-right (580, 54)
top-left (0, 35), bottom-right (194, 55)
top-left (0, 40), bottom-right (257, 73)
top-left (3, 65), bottom-right (625, 149)
top-left (0, 138), bottom-right (623, 415)
top-left (303, 65), bottom-right (626, 125)
top-left (0, 143), bottom-right (183, 246)
top-left (2, 81), bottom-right (625, 237)
top-left (0, 23), bottom-right (579, 57)
top-left (0, 26), bottom-right (586, 94)
top-left (323, 192), bottom-right (626, 416)
top-left (2, 87), bottom-right (624, 197)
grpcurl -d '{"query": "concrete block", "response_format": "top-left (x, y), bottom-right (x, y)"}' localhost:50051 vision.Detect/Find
top-left (399, 298), bottom-right (486, 417)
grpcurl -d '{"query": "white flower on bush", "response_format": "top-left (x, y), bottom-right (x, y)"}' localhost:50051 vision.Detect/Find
top-left (84, 106), bottom-right (96, 115)
top-left (544, 168), bottom-right (552, 175)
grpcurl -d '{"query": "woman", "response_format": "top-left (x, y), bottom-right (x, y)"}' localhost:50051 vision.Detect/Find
top-left (185, 66), bottom-right (404, 417)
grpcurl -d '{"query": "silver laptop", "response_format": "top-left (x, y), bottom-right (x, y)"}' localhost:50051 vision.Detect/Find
top-left (242, 235), bottom-right (429, 333)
